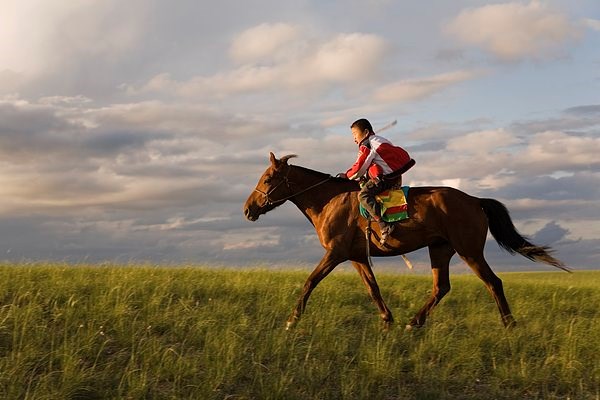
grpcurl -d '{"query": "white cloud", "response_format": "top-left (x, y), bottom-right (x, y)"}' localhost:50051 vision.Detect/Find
top-left (446, 128), bottom-right (519, 153)
top-left (515, 131), bottom-right (600, 172)
top-left (38, 95), bottom-right (93, 107)
top-left (583, 18), bottom-right (600, 31)
top-left (407, 127), bottom-right (600, 194)
top-left (303, 33), bottom-right (386, 83)
top-left (229, 23), bottom-right (302, 63)
top-left (446, 1), bottom-right (581, 61)
top-left (133, 28), bottom-right (387, 98)
top-left (222, 229), bottom-right (280, 251)
top-left (373, 69), bottom-right (485, 103)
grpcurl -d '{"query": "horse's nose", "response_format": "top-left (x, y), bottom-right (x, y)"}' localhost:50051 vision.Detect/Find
top-left (244, 206), bottom-right (255, 221)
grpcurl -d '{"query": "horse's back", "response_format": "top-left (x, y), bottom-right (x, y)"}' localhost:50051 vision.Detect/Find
top-left (408, 186), bottom-right (480, 209)
top-left (407, 186), bottom-right (488, 251)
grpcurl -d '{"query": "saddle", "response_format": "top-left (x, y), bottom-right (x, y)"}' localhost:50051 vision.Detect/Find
top-left (359, 186), bottom-right (410, 222)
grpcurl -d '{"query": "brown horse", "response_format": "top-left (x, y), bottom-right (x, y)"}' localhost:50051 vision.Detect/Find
top-left (243, 153), bottom-right (569, 330)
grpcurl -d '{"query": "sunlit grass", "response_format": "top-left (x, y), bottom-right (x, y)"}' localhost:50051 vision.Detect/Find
top-left (0, 263), bottom-right (598, 399)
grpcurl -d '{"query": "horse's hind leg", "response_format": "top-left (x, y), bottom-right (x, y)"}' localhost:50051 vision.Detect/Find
top-left (351, 261), bottom-right (394, 328)
top-left (460, 254), bottom-right (516, 328)
top-left (407, 242), bottom-right (454, 329)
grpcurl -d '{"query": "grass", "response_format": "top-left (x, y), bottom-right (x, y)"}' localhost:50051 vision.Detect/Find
top-left (0, 263), bottom-right (598, 399)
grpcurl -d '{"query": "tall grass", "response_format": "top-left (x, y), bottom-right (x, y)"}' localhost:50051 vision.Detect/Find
top-left (0, 263), bottom-right (598, 399)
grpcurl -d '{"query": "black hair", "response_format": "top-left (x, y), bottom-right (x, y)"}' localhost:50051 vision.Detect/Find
top-left (350, 118), bottom-right (374, 134)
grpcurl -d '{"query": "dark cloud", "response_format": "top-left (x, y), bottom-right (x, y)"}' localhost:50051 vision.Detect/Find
top-left (481, 172), bottom-right (600, 201)
top-left (564, 105), bottom-right (600, 115)
top-left (0, 102), bottom-right (79, 160)
top-left (408, 141), bottom-right (446, 152)
top-left (83, 130), bottom-right (164, 155)
top-left (511, 104), bottom-right (600, 134)
top-left (0, 215), bottom-right (144, 262)
top-left (531, 221), bottom-right (570, 245)
top-left (0, 102), bottom-right (70, 134)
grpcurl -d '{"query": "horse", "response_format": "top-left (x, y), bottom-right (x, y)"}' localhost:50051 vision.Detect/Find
top-left (243, 153), bottom-right (569, 330)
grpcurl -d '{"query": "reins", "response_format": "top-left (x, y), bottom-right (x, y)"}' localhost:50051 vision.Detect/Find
top-left (254, 167), bottom-right (332, 206)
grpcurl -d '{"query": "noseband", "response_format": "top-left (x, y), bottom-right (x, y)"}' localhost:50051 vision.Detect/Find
top-left (254, 167), bottom-right (331, 207)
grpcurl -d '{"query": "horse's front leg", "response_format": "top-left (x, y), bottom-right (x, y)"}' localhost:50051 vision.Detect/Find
top-left (286, 251), bottom-right (343, 330)
top-left (351, 261), bottom-right (394, 329)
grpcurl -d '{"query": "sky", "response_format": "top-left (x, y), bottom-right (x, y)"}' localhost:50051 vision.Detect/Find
top-left (0, 0), bottom-right (598, 271)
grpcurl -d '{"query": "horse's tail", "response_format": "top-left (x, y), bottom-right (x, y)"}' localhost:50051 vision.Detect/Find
top-left (479, 198), bottom-right (570, 272)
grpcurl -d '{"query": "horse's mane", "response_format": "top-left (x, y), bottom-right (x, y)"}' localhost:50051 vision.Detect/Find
top-left (289, 163), bottom-right (359, 188)
top-left (290, 164), bottom-right (331, 179)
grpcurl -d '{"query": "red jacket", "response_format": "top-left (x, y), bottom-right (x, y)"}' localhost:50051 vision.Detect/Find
top-left (346, 134), bottom-right (410, 180)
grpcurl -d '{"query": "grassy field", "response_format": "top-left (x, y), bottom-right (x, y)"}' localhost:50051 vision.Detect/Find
top-left (0, 263), bottom-right (598, 399)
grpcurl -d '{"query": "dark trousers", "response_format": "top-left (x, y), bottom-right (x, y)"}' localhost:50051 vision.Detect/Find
top-left (358, 177), bottom-right (396, 221)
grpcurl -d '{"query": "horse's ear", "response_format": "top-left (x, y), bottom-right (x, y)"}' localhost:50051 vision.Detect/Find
top-left (269, 152), bottom-right (278, 167)
top-left (280, 154), bottom-right (297, 165)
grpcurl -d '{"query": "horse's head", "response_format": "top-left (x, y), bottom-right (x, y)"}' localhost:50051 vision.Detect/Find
top-left (244, 152), bottom-right (297, 221)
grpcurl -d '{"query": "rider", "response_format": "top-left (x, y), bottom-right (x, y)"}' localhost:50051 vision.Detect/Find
top-left (339, 118), bottom-right (411, 244)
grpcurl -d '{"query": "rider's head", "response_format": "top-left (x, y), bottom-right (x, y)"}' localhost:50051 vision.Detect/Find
top-left (351, 118), bottom-right (374, 145)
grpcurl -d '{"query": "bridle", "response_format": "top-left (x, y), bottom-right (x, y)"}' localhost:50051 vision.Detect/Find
top-left (254, 166), bottom-right (332, 207)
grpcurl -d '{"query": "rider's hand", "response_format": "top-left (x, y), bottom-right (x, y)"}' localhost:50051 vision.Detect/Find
top-left (336, 172), bottom-right (348, 179)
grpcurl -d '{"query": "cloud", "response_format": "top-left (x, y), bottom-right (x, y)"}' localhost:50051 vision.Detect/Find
top-left (406, 109), bottom-right (600, 194)
top-left (0, 0), bottom-right (146, 95)
top-left (306, 33), bottom-right (386, 83)
top-left (0, 100), bottom-right (80, 161)
top-left (446, 1), bottom-right (581, 61)
top-left (222, 228), bottom-right (280, 250)
top-left (132, 28), bottom-right (388, 98)
top-left (483, 172), bottom-right (599, 204)
top-left (564, 104), bottom-right (600, 116)
top-left (229, 23), bottom-right (302, 63)
top-left (515, 131), bottom-right (600, 173)
top-left (372, 69), bottom-right (485, 103)
top-left (446, 128), bottom-right (518, 153)
top-left (511, 106), bottom-right (600, 134)
top-left (583, 18), bottom-right (600, 31)
top-left (0, 96), bottom-right (287, 216)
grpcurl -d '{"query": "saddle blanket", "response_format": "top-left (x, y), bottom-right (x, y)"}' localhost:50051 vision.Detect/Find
top-left (360, 186), bottom-right (410, 223)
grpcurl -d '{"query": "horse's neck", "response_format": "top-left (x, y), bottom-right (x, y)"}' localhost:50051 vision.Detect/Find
top-left (287, 167), bottom-right (355, 223)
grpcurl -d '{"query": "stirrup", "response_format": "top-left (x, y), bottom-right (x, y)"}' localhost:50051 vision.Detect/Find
top-left (379, 224), bottom-right (395, 245)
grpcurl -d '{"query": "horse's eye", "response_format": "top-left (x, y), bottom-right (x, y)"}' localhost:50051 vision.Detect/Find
top-left (264, 178), bottom-right (272, 184)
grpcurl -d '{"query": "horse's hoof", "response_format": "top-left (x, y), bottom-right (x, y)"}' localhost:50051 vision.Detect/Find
top-left (382, 320), bottom-right (393, 332)
top-left (285, 319), bottom-right (297, 331)
top-left (405, 323), bottom-right (422, 332)
top-left (505, 319), bottom-right (517, 330)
